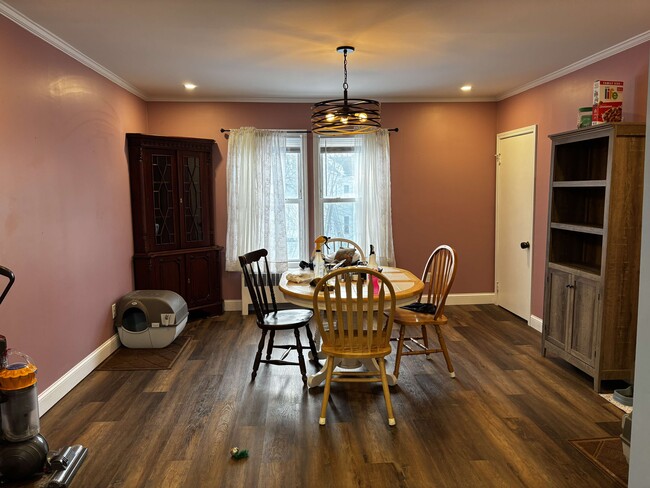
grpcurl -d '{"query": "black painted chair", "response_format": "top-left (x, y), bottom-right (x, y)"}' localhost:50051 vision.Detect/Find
top-left (239, 249), bottom-right (319, 384)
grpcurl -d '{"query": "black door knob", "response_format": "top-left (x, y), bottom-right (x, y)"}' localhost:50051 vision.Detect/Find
top-left (520, 241), bottom-right (530, 249)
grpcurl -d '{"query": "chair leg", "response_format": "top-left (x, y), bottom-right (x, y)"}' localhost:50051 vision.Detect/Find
top-left (252, 329), bottom-right (267, 381)
top-left (319, 358), bottom-right (335, 425)
top-left (304, 323), bottom-right (320, 364)
top-left (265, 330), bottom-right (276, 360)
top-left (421, 325), bottom-right (430, 358)
top-left (393, 324), bottom-right (407, 378)
top-left (378, 358), bottom-right (396, 426)
top-left (294, 328), bottom-right (307, 384)
top-left (435, 325), bottom-right (455, 378)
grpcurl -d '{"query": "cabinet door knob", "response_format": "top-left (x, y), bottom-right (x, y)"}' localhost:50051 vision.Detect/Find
top-left (520, 241), bottom-right (530, 249)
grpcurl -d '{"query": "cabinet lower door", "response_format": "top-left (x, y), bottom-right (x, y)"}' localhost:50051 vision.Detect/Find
top-left (568, 276), bottom-right (600, 367)
top-left (185, 250), bottom-right (218, 307)
top-left (154, 254), bottom-right (186, 297)
top-left (545, 269), bottom-right (571, 350)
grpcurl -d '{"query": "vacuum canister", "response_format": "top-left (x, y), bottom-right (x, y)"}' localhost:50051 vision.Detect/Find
top-left (0, 340), bottom-right (40, 442)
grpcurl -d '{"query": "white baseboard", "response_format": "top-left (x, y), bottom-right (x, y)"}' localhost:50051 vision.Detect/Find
top-left (38, 334), bottom-right (121, 416)
top-left (224, 299), bottom-right (241, 312)
top-left (529, 314), bottom-right (543, 332)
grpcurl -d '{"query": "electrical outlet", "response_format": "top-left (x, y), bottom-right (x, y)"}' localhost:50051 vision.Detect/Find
top-left (111, 303), bottom-right (117, 319)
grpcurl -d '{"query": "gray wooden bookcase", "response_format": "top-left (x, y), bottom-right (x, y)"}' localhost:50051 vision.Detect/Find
top-left (542, 123), bottom-right (645, 392)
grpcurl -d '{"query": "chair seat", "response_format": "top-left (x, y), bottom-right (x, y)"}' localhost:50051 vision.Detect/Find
top-left (261, 309), bottom-right (314, 329)
top-left (390, 308), bottom-right (447, 326)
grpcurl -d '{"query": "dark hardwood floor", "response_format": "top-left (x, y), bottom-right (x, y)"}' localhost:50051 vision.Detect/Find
top-left (26, 305), bottom-right (626, 487)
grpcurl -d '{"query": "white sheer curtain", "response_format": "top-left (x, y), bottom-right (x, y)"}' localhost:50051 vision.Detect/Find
top-left (357, 129), bottom-right (395, 266)
top-left (225, 127), bottom-right (288, 272)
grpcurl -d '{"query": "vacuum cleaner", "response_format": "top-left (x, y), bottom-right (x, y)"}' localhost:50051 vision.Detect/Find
top-left (0, 265), bottom-right (88, 486)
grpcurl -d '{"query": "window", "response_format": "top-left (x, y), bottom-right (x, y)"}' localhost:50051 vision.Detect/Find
top-left (313, 130), bottom-right (395, 266)
top-left (227, 128), bottom-right (393, 272)
top-left (314, 136), bottom-right (363, 247)
top-left (284, 134), bottom-right (308, 264)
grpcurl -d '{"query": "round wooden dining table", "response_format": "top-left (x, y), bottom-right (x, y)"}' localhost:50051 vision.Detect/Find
top-left (279, 266), bottom-right (424, 387)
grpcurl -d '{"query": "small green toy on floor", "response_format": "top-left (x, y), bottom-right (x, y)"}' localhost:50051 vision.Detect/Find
top-left (229, 447), bottom-right (249, 460)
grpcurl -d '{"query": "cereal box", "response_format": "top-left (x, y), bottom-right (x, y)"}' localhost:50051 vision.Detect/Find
top-left (592, 80), bottom-right (623, 125)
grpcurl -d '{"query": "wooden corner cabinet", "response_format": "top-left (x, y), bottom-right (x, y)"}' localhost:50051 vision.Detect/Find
top-left (542, 123), bottom-right (645, 391)
top-left (126, 133), bottom-right (223, 315)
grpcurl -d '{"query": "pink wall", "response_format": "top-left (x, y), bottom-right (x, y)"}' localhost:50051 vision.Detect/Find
top-left (3, 11), bottom-right (647, 394)
top-left (147, 101), bottom-right (498, 299)
top-left (497, 42), bottom-right (649, 318)
top-left (383, 103), bottom-right (497, 292)
top-left (0, 16), bottom-right (147, 389)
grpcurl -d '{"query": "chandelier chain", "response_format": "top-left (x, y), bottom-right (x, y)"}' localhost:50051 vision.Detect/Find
top-left (343, 50), bottom-right (348, 91)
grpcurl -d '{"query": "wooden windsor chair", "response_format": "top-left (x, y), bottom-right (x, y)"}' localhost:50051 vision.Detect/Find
top-left (239, 249), bottom-right (319, 384)
top-left (313, 267), bottom-right (397, 426)
top-left (387, 245), bottom-right (458, 378)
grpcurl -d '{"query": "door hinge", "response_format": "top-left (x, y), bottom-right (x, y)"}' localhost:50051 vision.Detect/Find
top-left (496, 281), bottom-right (499, 293)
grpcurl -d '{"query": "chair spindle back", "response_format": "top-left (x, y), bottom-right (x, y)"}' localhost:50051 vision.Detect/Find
top-left (313, 267), bottom-right (395, 354)
top-left (239, 249), bottom-right (278, 323)
top-left (419, 245), bottom-right (457, 320)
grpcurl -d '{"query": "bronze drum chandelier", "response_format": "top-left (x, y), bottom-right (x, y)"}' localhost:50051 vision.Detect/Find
top-left (311, 46), bottom-right (381, 136)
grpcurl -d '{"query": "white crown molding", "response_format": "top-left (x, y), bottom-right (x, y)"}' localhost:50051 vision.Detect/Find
top-left (498, 30), bottom-right (650, 101)
top-left (2, 1), bottom-right (647, 105)
top-left (145, 95), bottom-right (498, 103)
top-left (0, 1), bottom-right (147, 100)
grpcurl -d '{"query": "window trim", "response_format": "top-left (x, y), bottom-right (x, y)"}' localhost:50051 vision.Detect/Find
top-left (285, 133), bottom-right (309, 267)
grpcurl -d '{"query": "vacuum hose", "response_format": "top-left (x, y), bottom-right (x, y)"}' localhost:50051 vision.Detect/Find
top-left (0, 265), bottom-right (16, 306)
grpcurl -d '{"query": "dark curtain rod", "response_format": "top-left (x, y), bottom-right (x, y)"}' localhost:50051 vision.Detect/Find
top-left (220, 127), bottom-right (399, 134)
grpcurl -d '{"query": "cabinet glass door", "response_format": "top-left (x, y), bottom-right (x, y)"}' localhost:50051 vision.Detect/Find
top-left (150, 151), bottom-right (180, 250)
top-left (179, 151), bottom-right (211, 248)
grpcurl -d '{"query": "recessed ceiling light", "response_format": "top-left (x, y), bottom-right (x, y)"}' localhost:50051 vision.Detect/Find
top-left (461, 85), bottom-right (472, 92)
top-left (184, 83), bottom-right (197, 90)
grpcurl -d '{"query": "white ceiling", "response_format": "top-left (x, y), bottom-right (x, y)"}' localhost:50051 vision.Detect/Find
top-left (2, 0), bottom-right (650, 102)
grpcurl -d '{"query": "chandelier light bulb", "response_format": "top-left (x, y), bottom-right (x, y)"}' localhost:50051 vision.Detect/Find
top-left (356, 112), bottom-right (368, 121)
top-left (340, 116), bottom-right (349, 124)
top-left (326, 113), bottom-right (336, 122)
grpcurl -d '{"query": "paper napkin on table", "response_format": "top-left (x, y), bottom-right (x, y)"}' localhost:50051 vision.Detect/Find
top-left (286, 271), bottom-right (314, 283)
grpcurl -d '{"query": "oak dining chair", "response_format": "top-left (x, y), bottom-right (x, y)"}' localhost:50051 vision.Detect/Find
top-left (313, 267), bottom-right (397, 426)
top-left (322, 237), bottom-right (366, 264)
top-left (388, 245), bottom-right (458, 379)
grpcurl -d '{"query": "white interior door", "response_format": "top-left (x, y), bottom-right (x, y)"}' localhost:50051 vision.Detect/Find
top-left (495, 126), bottom-right (536, 322)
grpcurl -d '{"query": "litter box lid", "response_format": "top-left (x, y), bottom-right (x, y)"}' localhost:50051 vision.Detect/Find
top-left (114, 290), bottom-right (188, 329)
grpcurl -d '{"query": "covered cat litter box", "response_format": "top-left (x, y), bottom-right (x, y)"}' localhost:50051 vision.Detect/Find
top-left (114, 290), bottom-right (188, 348)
